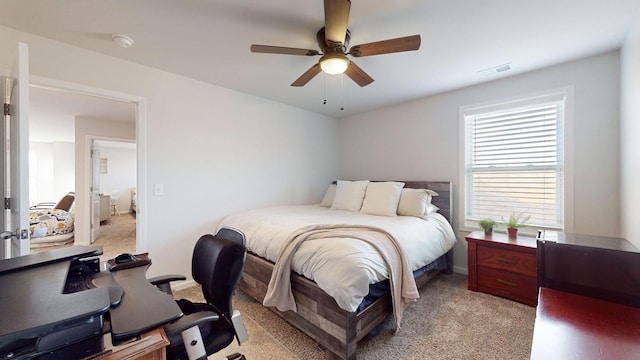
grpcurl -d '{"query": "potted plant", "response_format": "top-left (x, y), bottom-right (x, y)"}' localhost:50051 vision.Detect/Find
top-left (478, 218), bottom-right (496, 235)
top-left (502, 213), bottom-right (531, 237)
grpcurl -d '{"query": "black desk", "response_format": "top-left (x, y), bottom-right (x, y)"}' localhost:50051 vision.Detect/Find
top-left (109, 265), bottom-right (183, 343)
top-left (0, 245), bottom-right (102, 274)
top-left (0, 247), bottom-right (182, 359)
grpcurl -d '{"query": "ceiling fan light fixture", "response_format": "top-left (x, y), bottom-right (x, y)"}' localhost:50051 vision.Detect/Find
top-left (319, 53), bottom-right (349, 75)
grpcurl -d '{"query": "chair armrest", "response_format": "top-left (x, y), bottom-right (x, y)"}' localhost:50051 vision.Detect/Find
top-left (163, 311), bottom-right (220, 338)
top-left (148, 274), bottom-right (187, 295)
top-left (148, 274), bottom-right (187, 285)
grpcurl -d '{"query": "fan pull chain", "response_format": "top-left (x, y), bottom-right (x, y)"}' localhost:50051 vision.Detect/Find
top-left (323, 73), bottom-right (327, 105)
top-left (340, 74), bottom-right (344, 111)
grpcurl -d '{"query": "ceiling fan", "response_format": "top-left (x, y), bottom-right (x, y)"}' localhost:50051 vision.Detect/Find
top-left (250, 0), bottom-right (421, 87)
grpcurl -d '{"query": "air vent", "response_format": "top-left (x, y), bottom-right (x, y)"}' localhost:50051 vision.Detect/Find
top-left (478, 62), bottom-right (512, 78)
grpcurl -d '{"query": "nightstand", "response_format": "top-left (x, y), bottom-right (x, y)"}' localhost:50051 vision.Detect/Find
top-left (466, 230), bottom-right (538, 306)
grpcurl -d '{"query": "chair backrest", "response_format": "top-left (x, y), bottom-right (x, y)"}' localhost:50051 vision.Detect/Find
top-left (192, 227), bottom-right (247, 320)
top-left (54, 192), bottom-right (75, 211)
top-left (110, 190), bottom-right (121, 203)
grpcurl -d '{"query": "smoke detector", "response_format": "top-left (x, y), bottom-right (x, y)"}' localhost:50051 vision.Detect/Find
top-left (112, 34), bottom-right (134, 48)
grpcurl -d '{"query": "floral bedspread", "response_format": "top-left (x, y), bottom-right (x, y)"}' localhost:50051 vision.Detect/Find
top-left (29, 209), bottom-right (74, 237)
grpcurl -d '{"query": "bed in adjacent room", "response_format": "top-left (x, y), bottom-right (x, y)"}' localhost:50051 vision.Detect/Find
top-left (216, 180), bottom-right (455, 360)
top-left (29, 192), bottom-right (75, 248)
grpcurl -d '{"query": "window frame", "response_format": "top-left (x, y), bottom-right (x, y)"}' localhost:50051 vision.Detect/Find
top-left (459, 87), bottom-right (575, 234)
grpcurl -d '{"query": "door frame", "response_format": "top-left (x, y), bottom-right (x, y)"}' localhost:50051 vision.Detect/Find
top-left (30, 75), bottom-right (147, 253)
top-left (1, 42), bottom-right (30, 258)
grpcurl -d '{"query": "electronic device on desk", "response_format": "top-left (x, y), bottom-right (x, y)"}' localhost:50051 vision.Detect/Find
top-left (536, 229), bottom-right (559, 242)
top-left (107, 252), bottom-right (151, 272)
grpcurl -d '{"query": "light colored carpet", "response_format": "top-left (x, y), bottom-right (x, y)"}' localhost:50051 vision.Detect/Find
top-left (175, 273), bottom-right (536, 360)
top-left (93, 214), bottom-right (137, 262)
top-left (31, 214), bottom-right (136, 262)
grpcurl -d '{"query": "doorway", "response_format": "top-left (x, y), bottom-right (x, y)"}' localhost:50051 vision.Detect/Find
top-left (27, 79), bottom-right (145, 261)
top-left (91, 139), bottom-right (136, 260)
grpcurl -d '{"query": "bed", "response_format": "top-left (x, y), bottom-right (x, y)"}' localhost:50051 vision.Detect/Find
top-left (216, 181), bottom-right (455, 359)
top-left (29, 192), bottom-right (76, 248)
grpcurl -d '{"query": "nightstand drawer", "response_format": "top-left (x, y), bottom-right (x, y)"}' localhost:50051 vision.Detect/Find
top-left (477, 245), bottom-right (536, 277)
top-left (477, 266), bottom-right (537, 305)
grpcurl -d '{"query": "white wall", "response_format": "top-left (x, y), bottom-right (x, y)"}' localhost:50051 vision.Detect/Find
top-left (28, 141), bottom-right (74, 206)
top-left (0, 26), bottom-right (340, 280)
top-left (621, 15), bottom-right (640, 249)
top-left (339, 51), bottom-right (621, 273)
top-left (53, 142), bottom-right (75, 202)
top-left (98, 145), bottom-right (136, 213)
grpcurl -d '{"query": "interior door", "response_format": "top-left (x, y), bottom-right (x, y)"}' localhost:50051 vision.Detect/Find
top-left (90, 141), bottom-right (100, 242)
top-left (1, 77), bottom-right (7, 259)
top-left (1, 42), bottom-right (30, 259)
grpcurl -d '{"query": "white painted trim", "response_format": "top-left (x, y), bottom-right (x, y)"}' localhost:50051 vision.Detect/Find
top-left (28, 75), bottom-right (147, 252)
top-left (171, 279), bottom-right (197, 292)
top-left (30, 76), bottom-right (144, 103)
top-left (458, 86), bottom-right (575, 232)
top-left (562, 87), bottom-right (575, 233)
top-left (135, 98), bottom-right (147, 252)
top-left (452, 266), bottom-right (468, 276)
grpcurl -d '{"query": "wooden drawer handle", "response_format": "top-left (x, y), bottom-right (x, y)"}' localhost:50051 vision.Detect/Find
top-left (497, 278), bottom-right (518, 288)
top-left (497, 257), bottom-right (517, 265)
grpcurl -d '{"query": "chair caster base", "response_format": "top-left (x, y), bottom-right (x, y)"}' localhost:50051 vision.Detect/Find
top-left (226, 353), bottom-right (245, 360)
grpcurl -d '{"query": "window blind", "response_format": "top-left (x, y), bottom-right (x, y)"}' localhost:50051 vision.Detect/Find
top-left (465, 100), bottom-right (564, 229)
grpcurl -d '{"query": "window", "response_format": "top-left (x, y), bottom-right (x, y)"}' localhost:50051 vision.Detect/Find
top-left (462, 91), bottom-right (567, 230)
top-left (100, 158), bottom-right (108, 174)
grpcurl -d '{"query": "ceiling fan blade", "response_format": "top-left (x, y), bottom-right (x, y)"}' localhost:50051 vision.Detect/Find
top-left (291, 64), bottom-right (322, 87)
top-left (349, 35), bottom-right (421, 57)
top-left (344, 61), bottom-right (374, 87)
top-left (251, 44), bottom-right (320, 56)
top-left (324, 0), bottom-right (351, 48)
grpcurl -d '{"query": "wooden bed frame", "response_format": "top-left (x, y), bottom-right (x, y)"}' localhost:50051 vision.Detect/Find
top-left (237, 181), bottom-right (453, 360)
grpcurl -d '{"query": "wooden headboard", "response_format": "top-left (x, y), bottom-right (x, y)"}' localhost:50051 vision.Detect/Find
top-left (332, 180), bottom-right (453, 224)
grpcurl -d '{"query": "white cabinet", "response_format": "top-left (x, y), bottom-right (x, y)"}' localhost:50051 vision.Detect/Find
top-left (100, 194), bottom-right (111, 222)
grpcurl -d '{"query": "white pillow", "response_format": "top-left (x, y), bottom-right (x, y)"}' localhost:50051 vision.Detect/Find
top-left (32, 227), bottom-right (47, 238)
top-left (427, 203), bottom-right (439, 215)
top-left (331, 180), bottom-right (370, 211)
top-left (360, 182), bottom-right (405, 216)
top-left (397, 188), bottom-right (439, 219)
top-left (320, 184), bottom-right (337, 207)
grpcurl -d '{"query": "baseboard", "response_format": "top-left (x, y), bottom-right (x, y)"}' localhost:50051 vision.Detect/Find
top-left (453, 266), bottom-right (468, 276)
top-left (172, 279), bottom-right (197, 291)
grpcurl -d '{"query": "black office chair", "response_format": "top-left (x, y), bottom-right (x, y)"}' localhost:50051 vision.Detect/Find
top-left (149, 227), bottom-right (248, 360)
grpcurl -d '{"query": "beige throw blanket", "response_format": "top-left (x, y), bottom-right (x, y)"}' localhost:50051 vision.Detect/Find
top-left (263, 224), bottom-right (419, 331)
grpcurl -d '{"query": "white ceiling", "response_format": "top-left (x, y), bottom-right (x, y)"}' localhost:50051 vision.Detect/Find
top-left (2, 0), bottom-right (639, 124)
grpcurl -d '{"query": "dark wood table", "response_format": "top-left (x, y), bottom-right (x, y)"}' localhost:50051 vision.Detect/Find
top-left (530, 287), bottom-right (640, 359)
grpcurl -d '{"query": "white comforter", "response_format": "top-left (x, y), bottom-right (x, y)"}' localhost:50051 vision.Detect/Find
top-left (217, 205), bottom-right (457, 312)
